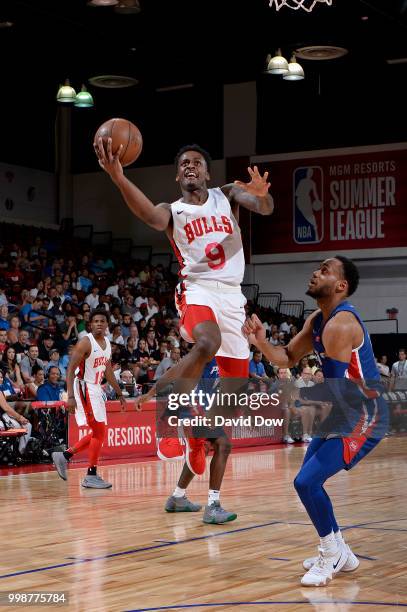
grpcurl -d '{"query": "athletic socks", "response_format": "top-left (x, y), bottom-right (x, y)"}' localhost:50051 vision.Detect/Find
top-left (63, 449), bottom-right (73, 460)
top-left (334, 530), bottom-right (345, 546)
top-left (208, 489), bottom-right (220, 505)
top-left (320, 531), bottom-right (338, 556)
top-left (173, 486), bottom-right (186, 498)
top-left (87, 466), bottom-right (97, 476)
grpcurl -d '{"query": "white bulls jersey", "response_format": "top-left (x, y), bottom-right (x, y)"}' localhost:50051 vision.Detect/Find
top-left (76, 332), bottom-right (111, 386)
top-left (170, 188), bottom-right (245, 286)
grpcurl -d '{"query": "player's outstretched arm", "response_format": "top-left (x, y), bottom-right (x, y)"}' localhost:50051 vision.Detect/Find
top-left (66, 337), bottom-right (91, 413)
top-left (222, 166), bottom-right (274, 216)
top-left (243, 313), bottom-right (315, 368)
top-left (94, 137), bottom-right (171, 231)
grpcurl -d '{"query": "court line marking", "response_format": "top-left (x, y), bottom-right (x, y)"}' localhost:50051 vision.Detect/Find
top-left (0, 517), bottom-right (404, 580)
top-left (125, 600), bottom-right (407, 611)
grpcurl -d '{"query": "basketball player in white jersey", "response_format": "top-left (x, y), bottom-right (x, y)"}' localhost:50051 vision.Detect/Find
top-left (52, 310), bottom-right (126, 488)
top-left (94, 140), bottom-right (273, 521)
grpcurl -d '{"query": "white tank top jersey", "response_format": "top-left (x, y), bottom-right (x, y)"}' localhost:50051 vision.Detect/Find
top-left (76, 332), bottom-right (112, 386)
top-left (170, 187), bottom-right (245, 286)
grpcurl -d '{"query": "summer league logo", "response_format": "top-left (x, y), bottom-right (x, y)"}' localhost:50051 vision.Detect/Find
top-left (293, 166), bottom-right (324, 244)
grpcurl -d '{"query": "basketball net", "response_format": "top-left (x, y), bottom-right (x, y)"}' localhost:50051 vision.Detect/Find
top-left (269, 0), bottom-right (332, 12)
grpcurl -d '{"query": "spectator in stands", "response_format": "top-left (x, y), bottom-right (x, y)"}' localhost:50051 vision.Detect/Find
top-left (166, 328), bottom-right (180, 348)
top-left (151, 340), bottom-right (170, 363)
top-left (294, 366), bottom-right (316, 443)
top-left (38, 333), bottom-right (55, 362)
top-left (11, 329), bottom-right (31, 358)
top-left (61, 313), bottom-right (79, 344)
top-left (1, 346), bottom-right (24, 391)
top-left (120, 313), bottom-right (133, 340)
top-left (46, 349), bottom-right (66, 381)
top-left (106, 279), bottom-right (120, 300)
top-left (249, 350), bottom-right (269, 383)
top-left (77, 310), bottom-right (90, 339)
top-left (122, 295), bottom-right (137, 317)
top-left (25, 366), bottom-right (45, 399)
top-left (60, 344), bottom-right (74, 370)
top-left (154, 347), bottom-right (181, 380)
top-left (110, 324), bottom-right (125, 346)
top-left (274, 367), bottom-right (295, 444)
top-left (78, 268), bottom-right (92, 293)
top-left (0, 304), bottom-right (10, 330)
top-left (36, 366), bottom-right (62, 401)
top-left (270, 330), bottom-right (280, 346)
top-left (85, 286), bottom-right (100, 309)
top-left (29, 280), bottom-right (44, 299)
top-left (313, 369), bottom-right (324, 384)
top-left (0, 389), bottom-right (32, 455)
top-left (127, 323), bottom-right (139, 344)
top-left (146, 328), bottom-right (159, 353)
top-left (139, 265), bottom-right (151, 284)
top-left (127, 269), bottom-right (140, 288)
top-left (376, 355), bottom-right (390, 378)
top-left (390, 349), bottom-right (407, 391)
top-left (146, 296), bottom-right (159, 321)
top-left (0, 329), bottom-right (8, 357)
top-left (119, 370), bottom-right (139, 398)
top-left (20, 345), bottom-right (45, 384)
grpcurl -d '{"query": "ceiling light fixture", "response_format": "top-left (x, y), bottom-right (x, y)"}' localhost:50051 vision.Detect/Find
top-left (74, 85), bottom-right (94, 108)
top-left (56, 80), bottom-right (77, 103)
top-left (283, 54), bottom-right (305, 80)
top-left (266, 49), bottom-right (289, 75)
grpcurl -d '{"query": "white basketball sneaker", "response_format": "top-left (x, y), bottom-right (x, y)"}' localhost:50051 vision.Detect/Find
top-left (303, 543), bottom-right (359, 572)
top-left (301, 544), bottom-right (348, 586)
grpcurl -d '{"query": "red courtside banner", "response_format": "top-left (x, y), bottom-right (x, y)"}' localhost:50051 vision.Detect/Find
top-left (69, 401), bottom-right (283, 462)
top-left (249, 144), bottom-right (407, 261)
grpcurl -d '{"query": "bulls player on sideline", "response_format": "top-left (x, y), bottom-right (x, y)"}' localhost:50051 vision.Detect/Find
top-left (52, 309), bottom-right (126, 488)
top-left (244, 256), bottom-right (387, 586)
top-left (94, 140), bottom-right (273, 522)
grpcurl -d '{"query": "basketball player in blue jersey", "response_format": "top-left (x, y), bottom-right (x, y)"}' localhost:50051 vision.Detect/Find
top-left (243, 256), bottom-right (388, 586)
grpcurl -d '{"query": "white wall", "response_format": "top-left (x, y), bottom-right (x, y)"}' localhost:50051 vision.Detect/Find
top-left (0, 162), bottom-right (56, 225)
top-left (73, 159), bottom-right (226, 253)
top-left (247, 259), bottom-right (407, 332)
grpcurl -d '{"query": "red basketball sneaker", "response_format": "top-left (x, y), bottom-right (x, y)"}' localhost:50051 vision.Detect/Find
top-left (157, 437), bottom-right (184, 461)
top-left (185, 437), bottom-right (207, 475)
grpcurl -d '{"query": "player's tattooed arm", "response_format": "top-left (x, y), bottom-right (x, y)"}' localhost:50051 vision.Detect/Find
top-left (222, 166), bottom-right (274, 216)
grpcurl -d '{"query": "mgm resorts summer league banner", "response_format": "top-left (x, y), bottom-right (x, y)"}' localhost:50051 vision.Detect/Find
top-left (249, 144), bottom-right (407, 261)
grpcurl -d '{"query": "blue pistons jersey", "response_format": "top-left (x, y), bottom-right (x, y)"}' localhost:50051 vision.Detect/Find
top-left (302, 301), bottom-right (388, 439)
top-left (312, 301), bottom-right (380, 385)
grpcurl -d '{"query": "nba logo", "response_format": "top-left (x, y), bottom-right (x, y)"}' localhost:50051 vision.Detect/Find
top-left (293, 166), bottom-right (324, 244)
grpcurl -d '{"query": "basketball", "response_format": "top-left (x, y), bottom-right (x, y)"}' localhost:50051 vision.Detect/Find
top-left (93, 118), bottom-right (143, 167)
top-left (312, 199), bottom-right (323, 212)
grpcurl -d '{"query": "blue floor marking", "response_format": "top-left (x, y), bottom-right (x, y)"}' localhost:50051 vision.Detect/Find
top-left (125, 600), bottom-right (407, 611)
top-left (1, 517), bottom-right (405, 580)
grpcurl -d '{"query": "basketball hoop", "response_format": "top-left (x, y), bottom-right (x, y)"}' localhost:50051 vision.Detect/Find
top-left (269, 0), bottom-right (333, 12)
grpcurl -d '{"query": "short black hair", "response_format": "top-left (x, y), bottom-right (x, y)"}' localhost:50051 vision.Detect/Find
top-left (90, 308), bottom-right (109, 323)
top-left (174, 144), bottom-right (211, 172)
top-left (335, 255), bottom-right (360, 296)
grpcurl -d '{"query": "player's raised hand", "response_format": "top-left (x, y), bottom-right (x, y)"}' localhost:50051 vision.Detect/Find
top-left (93, 137), bottom-right (124, 181)
top-left (242, 314), bottom-right (267, 347)
top-left (234, 166), bottom-right (270, 198)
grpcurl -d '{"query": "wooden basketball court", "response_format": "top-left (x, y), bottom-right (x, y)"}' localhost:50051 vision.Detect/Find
top-left (1, 437), bottom-right (406, 611)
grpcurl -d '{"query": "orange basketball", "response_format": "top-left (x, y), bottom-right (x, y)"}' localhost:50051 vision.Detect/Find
top-left (94, 118), bottom-right (143, 167)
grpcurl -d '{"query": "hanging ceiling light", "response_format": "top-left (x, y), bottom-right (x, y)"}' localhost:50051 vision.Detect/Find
top-left (114, 0), bottom-right (141, 14)
top-left (74, 85), bottom-right (94, 108)
top-left (87, 0), bottom-right (119, 6)
top-left (283, 54), bottom-right (305, 80)
top-left (266, 49), bottom-right (289, 75)
top-left (56, 80), bottom-right (77, 103)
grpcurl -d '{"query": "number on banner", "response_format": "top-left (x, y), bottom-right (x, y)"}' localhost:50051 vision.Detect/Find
top-left (205, 242), bottom-right (226, 270)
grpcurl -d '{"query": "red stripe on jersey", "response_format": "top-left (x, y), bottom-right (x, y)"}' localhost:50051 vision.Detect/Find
top-left (348, 350), bottom-right (379, 399)
top-left (78, 359), bottom-right (85, 380)
top-left (170, 238), bottom-right (186, 278)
